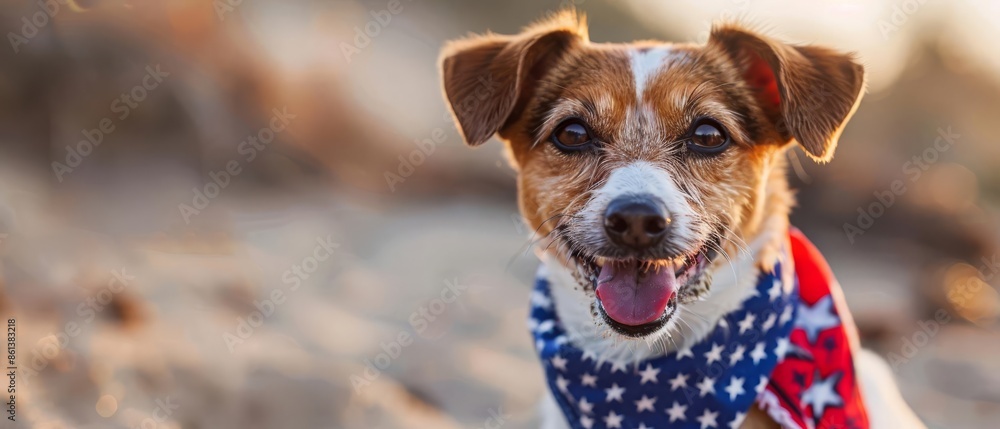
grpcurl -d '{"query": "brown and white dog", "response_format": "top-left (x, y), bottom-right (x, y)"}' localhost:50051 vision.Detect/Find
top-left (440, 11), bottom-right (925, 429)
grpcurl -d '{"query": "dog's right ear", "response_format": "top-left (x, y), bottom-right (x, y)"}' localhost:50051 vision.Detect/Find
top-left (440, 11), bottom-right (587, 146)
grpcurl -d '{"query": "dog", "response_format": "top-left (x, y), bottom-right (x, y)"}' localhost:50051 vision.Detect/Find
top-left (440, 10), bottom-right (926, 429)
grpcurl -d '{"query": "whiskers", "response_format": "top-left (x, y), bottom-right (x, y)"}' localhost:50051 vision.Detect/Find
top-left (505, 212), bottom-right (580, 273)
top-left (716, 222), bottom-right (752, 260)
top-left (707, 239), bottom-right (738, 282)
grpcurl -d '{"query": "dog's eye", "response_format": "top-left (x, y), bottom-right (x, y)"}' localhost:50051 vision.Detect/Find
top-left (551, 119), bottom-right (595, 152)
top-left (686, 118), bottom-right (730, 154)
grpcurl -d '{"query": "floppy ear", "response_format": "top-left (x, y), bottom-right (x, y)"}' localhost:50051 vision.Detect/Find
top-left (439, 11), bottom-right (587, 146)
top-left (708, 25), bottom-right (866, 162)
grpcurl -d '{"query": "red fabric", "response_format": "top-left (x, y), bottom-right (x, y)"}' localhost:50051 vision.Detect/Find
top-left (761, 229), bottom-right (870, 429)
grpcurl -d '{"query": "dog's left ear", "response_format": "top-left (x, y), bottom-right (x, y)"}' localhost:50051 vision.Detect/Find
top-left (709, 25), bottom-right (866, 162)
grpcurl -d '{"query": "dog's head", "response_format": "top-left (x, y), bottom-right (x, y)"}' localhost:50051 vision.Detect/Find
top-left (440, 12), bottom-right (864, 340)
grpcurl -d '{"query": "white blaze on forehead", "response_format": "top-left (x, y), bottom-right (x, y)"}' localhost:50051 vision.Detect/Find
top-left (629, 47), bottom-right (672, 102)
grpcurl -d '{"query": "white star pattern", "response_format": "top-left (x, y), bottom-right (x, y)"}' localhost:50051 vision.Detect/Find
top-left (666, 401), bottom-right (687, 422)
top-left (638, 364), bottom-right (660, 384)
top-left (738, 313), bottom-right (756, 334)
top-left (669, 372), bottom-right (689, 391)
top-left (582, 349), bottom-right (598, 362)
top-left (795, 295), bottom-right (841, 344)
top-left (705, 343), bottom-right (725, 365)
top-left (579, 397), bottom-right (594, 414)
top-left (729, 344), bottom-right (746, 366)
top-left (580, 415), bottom-right (594, 429)
top-left (676, 347), bottom-right (695, 360)
top-left (761, 313), bottom-right (777, 331)
top-left (610, 360), bottom-right (628, 374)
top-left (724, 376), bottom-right (746, 401)
top-left (697, 409), bottom-right (719, 429)
top-left (750, 342), bottom-right (767, 364)
top-left (775, 337), bottom-right (790, 361)
top-left (637, 424), bottom-right (652, 429)
top-left (767, 278), bottom-right (782, 301)
top-left (581, 373), bottom-right (597, 387)
top-left (696, 376), bottom-right (716, 397)
top-left (604, 410), bottom-right (624, 428)
top-left (537, 319), bottom-right (555, 333)
top-left (605, 383), bottom-right (626, 402)
top-left (729, 412), bottom-right (747, 429)
top-left (802, 370), bottom-right (845, 420)
top-left (779, 304), bottom-right (794, 324)
top-left (551, 355), bottom-right (568, 371)
top-left (530, 290), bottom-right (552, 308)
top-left (556, 375), bottom-right (569, 392)
top-left (756, 375), bottom-right (769, 393)
top-left (635, 395), bottom-right (657, 412)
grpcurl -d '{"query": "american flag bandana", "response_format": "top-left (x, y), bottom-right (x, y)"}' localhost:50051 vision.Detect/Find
top-left (530, 229), bottom-right (869, 429)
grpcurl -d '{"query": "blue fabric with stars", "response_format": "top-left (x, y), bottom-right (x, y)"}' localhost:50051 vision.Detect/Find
top-left (531, 262), bottom-right (799, 429)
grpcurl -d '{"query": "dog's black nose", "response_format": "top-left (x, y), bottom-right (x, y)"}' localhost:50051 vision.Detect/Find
top-left (604, 196), bottom-right (671, 250)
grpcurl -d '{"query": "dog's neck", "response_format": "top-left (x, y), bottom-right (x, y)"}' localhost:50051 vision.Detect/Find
top-left (540, 155), bottom-right (795, 364)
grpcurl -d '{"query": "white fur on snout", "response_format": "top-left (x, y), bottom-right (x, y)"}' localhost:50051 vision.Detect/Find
top-left (577, 161), bottom-right (698, 251)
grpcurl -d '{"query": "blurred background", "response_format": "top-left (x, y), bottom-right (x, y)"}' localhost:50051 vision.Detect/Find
top-left (1, 0), bottom-right (998, 427)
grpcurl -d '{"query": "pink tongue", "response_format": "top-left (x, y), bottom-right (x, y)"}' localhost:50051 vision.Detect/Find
top-left (596, 261), bottom-right (677, 326)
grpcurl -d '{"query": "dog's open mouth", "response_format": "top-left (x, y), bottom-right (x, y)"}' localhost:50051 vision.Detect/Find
top-left (574, 241), bottom-right (718, 338)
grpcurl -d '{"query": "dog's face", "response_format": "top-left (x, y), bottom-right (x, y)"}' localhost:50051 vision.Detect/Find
top-left (441, 12), bottom-right (864, 340)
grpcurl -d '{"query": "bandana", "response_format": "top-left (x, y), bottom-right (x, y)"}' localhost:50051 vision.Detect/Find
top-left (530, 229), bottom-right (869, 429)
